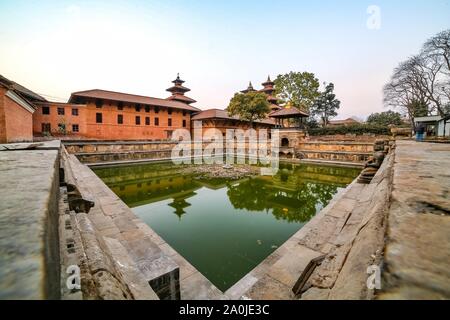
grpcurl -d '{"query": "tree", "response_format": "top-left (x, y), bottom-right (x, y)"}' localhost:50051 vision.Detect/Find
top-left (227, 91), bottom-right (270, 128)
top-left (384, 29), bottom-right (450, 121)
top-left (274, 71), bottom-right (320, 111)
top-left (367, 111), bottom-right (402, 126)
top-left (310, 83), bottom-right (340, 126)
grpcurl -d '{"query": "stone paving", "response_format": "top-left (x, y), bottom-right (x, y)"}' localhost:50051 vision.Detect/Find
top-left (380, 141), bottom-right (450, 299)
top-left (0, 141), bottom-right (61, 299)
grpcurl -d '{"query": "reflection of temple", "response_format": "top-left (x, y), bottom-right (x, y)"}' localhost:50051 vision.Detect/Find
top-left (96, 162), bottom-right (360, 224)
top-left (168, 191), bottom-right (195, 220)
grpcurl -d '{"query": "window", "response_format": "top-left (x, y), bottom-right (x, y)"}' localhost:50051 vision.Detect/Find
top-left (154, 107), bottom-right (159, 114)
top-left (58, 123), bottom-right (66, 132)
top-left (41, 123), bottom-right (51, 133)
top-left (42, 106), bottom-right (50, 115)
top-left (57, 107), bottom-right (65, 115)
top-left (96, 113), bottom-right (103, 123)
top-left (168, 108), bottom-right (172, 115)
top-left (135, 116), bottom-right (141, 125)
top-left (154, 117), bottom-right (159, 126)
top-left (145, 106), bottom-right (150, 113)
top-left (183, 119), bottom-right (187, 127)
top-left (135, 104), bottom-right (141, 112)
top-left (72, 108), bottom-right (79, 116)
top-left (145, 117), bottom-right (150, 125)
top-left (95, 99), bottom-right (103, 108)
top-left (72, 124), bottom-right (79, 133)
top-left (168, 118), bottom-right (172, 127)
top-left (117, 114), bottom-right (123, 124)
top-left (117, 102), bottom-right (124, 110)
top-left (183, 110), bottom-right (187, 116)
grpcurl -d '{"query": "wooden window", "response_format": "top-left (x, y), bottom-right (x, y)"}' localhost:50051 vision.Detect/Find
top-left (57, 107), bottom-right (65, 115)
top-left (135, 116), bottom-right (141, 125)
top-left (72, 108), bottom-right (79, 116)
top-left (41, 123), bottom-right (51, 133)
top-left (96, 113), bottom-right (103, 123)
top-left (117, 114), bottom-right (123, 124)
top-left (145, 106), bottom-right (150, 113)
top-left (95, 99), bottom-right (103, 108)
top-left (72, 124), bottom-right (79, 132)
top-left (154, 107), bottom-right (159, 114)
top-left (154, 117), bottom-right (159, 126)
top-left (168, 118), bottom-right (172, 127)
top-left (135, 104), bottom-right (141, 112)
top-left (183, 110), bottom-right (187, 116)
top-left (183, 119), bottom-right (186, 127)
top-left (42, 106), bottom-right (50, 115)
top-left (145, 117), bottom-right (150, 125)
top-left (168, 108), bottom-right (172, 115)
top-left (117, 102), bottom-right (124, 110)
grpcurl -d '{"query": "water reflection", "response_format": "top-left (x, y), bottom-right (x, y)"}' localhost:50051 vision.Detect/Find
top-left (95, 162), bottom-right (360, 224)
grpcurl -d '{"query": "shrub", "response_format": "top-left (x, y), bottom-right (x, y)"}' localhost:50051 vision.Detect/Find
top-left (308, 124), bottom-right (390, 136)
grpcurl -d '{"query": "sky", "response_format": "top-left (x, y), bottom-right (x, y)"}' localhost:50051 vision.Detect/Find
top-left (0, 0), bottom-right (449, 120)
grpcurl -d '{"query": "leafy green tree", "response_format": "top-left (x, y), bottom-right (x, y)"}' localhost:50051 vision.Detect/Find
top-left (367, 110), bottom-right (403, 126)
top-left (227, 91), bottom-right (270, 128)
top-left (311, 83), bottom-right (340, 126)
top-left (274, 71), bottom-right (320, 111)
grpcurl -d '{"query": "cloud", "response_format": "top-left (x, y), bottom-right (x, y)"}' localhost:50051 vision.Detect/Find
top-left (66, 5), bottom-right (81, 17)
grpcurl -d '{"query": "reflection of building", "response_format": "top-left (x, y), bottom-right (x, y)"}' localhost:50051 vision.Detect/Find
top-left (96, 161), bottom-right (359, 224)
top-left (168, 191), bottom-right (195, 220)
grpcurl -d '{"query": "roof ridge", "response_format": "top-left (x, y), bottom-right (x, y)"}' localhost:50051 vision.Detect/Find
top-left (71, 88), bottom-right (172, 103)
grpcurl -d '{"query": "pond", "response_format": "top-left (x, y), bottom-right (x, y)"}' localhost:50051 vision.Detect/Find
top-left (94, 162), bottom-right (360, 292)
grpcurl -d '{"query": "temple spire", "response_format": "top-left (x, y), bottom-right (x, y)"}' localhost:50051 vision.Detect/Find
top-left (166, 73), bottom-right (196, 104)
top-left (262, 75), bottom-right (278, 105)
top-left (241, 81), bottom-right (255, 93)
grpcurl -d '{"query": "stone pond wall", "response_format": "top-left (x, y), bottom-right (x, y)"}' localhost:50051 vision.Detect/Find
top-left (64, 139), bottom-right (375, 167)
top-left (225, 143), bottom-right (394, 300)
top-left (59, 147), bottom-right (224, 300)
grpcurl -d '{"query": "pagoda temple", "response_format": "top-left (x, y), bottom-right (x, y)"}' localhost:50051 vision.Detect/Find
top-left (262, 76), bottom-right (281, 112)
top-left (240, 76), bottom-right (280, 112)
top-left (166, 73), bottom-right (197, 105)
top-left (240, 81), bottom-right (255, 94)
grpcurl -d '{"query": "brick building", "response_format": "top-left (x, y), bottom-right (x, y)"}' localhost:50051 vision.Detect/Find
top-left (0, 75), bottom-right (47, 143)
top-left (32, 74), bottom-right (200, 140)
top-left (1, 74), bottom-right (308, 143)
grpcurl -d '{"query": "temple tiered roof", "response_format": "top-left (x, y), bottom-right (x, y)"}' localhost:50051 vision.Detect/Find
top-left (166, 73), bottom-right (197, 104)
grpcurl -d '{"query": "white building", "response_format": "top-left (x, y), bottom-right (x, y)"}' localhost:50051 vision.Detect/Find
top-left (414, 115), bottom-right (450, 138)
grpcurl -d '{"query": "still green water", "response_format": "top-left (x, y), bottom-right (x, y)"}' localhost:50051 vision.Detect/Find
top-left (94, 162), bottom-right (360, 292)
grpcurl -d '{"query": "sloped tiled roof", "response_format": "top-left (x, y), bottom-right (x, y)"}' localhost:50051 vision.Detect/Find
top-left (269, 106), bottom-right (309, 118)
top-left (0, 74), bottom-right (47, 103)
top-left (69, 89), bottom-right (201, 112)
top-left (192, 108), bottom-right (275, 125)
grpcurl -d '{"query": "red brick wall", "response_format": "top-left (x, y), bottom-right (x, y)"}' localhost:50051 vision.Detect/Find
top-left (0, 87), bottom-right (7, 143)
top-left (83, 100), bottom-right (191, 140)
top-left (33, 102), bottom-right (88, 137)
top-left (0, 87), bottom-right (34, 143)
top-left (32, 99), bottom-right (193, 140)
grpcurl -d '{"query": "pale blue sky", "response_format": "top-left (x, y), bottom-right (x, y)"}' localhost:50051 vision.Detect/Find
top-left (0, 0), bottom-right (449, 119)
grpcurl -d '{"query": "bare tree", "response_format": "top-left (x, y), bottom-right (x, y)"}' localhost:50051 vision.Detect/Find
top-left (384, 29), bottom-right (450, 121)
